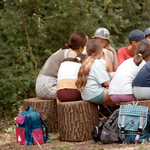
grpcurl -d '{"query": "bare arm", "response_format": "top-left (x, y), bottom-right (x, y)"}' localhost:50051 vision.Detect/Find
top-left (103, 49), bottom-right (113, 72)
top-left (105, 45), bottom-right (119, 71)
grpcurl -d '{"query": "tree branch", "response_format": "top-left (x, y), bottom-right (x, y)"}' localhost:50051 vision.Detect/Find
top-left (17, 0), bottom-right (38, 88)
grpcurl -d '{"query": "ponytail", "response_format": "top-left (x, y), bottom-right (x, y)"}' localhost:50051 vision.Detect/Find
top-left (62, 32), bottom-right (87, 50)
top-left (76, 39), bottom-right (103, 91)
top-left (62, 43), bottom-right (72, 50)
top-left (134, 42), bottom-right (150, 66)
top-left (76, 56), bottom-right (95, 91)
top-left (134, 53), bottom-right (143, 66)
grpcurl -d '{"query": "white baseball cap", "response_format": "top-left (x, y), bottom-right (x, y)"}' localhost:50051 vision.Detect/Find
top-left (92, 28), bottom-right (111, 42)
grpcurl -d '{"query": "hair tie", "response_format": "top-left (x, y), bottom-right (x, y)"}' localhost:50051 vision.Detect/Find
top-left (76, 57), bottom-right (81, 62)
top-left (138, 53), bottom-right (142, 57)
top-left (92, 53), bottom-right (95, 56)
top-left (68, 43), bottom-right (72, 48)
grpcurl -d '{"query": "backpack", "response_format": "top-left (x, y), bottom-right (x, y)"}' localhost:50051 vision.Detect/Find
top-left (100, 108), bottom-right (121, 144)
top-left (118, 104), bottom-right (150, 144)
top-left (91, 117), bottom-right (107, 142)
top-left (16, 106), bottom-right (50, 145)
top-left (92, 108), bottom-right (121, 144)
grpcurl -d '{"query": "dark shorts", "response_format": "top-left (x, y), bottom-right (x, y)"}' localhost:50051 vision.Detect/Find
top-left (57, 89), bottom-right (82, 102)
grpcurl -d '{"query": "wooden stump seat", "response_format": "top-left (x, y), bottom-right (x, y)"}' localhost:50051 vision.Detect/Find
top-left (120, 100), bottom-right (150, 110)
top-left (19, 97), bottom-right (58, 132)
top-left (57, 100), bottom-right (99, 142)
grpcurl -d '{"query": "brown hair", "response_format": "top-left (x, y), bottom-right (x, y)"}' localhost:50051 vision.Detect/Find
top-left (134, 42), bottom-right (150, 66)
top-left (129, 39), bottom-right (139, 44)
top-left (76, 39), bottom-right (103, 91)
top-left (61, 54), bottom-right (87, 63)
top-left (62, 32), bottom-right (87, 50)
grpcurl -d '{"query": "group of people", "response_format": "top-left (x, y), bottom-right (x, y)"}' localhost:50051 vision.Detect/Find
top-left (35, 27), bottom-right (150, 106)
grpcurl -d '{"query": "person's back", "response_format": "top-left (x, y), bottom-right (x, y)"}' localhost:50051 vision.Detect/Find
top-left (109, 58), bottom-right (146, 101)
top-left (109, 42), bottom-right (150, 103)
top-left (132, 60), bottom-right (150, 100)
top-left (40, 49), bottom-right (71, 78)
top-left (76, 39), bottom-right (115, 105)
top-left (57, 54), bottom-right (87, 102)
top-left (117, 29), bottom-right (149, 65)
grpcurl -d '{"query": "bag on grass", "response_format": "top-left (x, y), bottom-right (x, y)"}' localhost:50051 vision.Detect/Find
top-left (91, 117), bottom-right (107, 142)
top-left (100, 108), bottom-right (121, 144)
top-left (16, 106), bottom-right (50, 145)
top-left (92, 108), bottom-right (121, 144)
top-left (118, 104), bottom-right (150, 144)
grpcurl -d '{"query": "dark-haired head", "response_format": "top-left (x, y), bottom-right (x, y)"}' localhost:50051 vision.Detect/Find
top-left (134, 42), bottom-right (150, 66)
top-left (62, 32), bottom-right (88, 51)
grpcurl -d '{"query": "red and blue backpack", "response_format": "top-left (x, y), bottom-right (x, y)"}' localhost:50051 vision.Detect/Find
top-left (16, 106), bottom-right (50, 145)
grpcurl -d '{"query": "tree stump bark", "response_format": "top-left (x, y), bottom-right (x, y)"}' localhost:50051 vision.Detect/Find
top-left (57, 100), bottom-right (99, 142)
top-left (19, 97), bottom-right (58, 132)
top-left (120, 100), bottom-right (150, 110)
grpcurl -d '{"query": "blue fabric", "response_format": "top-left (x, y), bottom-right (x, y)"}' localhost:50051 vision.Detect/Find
top-left (132, 60), bottom-right (150, 87)
top-left (16, 106), bottom-right (50, 145)
top-left (118, 105), bottom-right (150, 144)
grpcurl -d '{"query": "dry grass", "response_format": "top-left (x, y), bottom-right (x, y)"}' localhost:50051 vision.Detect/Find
top-left (1, 117), bottom-right (150, 150)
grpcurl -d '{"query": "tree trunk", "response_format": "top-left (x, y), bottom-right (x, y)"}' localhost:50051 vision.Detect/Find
top-left (19, 97), bottom-right (58, 132)
top-left (142, 0), bottom-right (150, 21)
top-left (57, 100), bottom-right (99, 142)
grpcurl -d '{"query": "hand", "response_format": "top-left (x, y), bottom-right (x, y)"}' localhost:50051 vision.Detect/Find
top-left (105, 45), bottom-right (115, 53)
top-left (103, 48), bottom-right (109, 54)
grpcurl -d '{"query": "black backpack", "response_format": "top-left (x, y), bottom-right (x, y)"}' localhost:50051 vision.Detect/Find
top-left (92, 108), bottom-right (121, 144)
top-left (91, 117), bottom-right (107, 142)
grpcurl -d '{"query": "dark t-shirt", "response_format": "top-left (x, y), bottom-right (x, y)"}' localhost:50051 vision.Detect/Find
top-left (132, 60), bottom-right (150, 87)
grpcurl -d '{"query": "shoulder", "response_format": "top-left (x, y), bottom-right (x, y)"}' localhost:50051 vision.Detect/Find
top-left (67, 50), bottom-right (77, 58)
top-left (93, 59), bottom-right (106, 69)
top-left (118, 46), bottom-right (128, 53)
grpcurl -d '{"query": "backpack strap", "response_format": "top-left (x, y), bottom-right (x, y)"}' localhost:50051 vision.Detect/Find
top-left (40, 117), bottom-right (50, 140)
top-left (26, 106), bottom-right (33, 111)
top-left (120, 115), bottom-right (127, 143)
top-left (135, 116), bottom-right (143, 143)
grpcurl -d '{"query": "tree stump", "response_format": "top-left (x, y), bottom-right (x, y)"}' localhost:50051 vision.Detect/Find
top-left (57, 100), bottom-right (99, 142)
top-left (19, 97), bottom-right (58, 132)
top-left (120, 100), bottom-right (150, 110)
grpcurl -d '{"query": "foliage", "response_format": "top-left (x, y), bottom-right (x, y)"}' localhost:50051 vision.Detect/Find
top-left (0, 0), bottom-right (150, 116)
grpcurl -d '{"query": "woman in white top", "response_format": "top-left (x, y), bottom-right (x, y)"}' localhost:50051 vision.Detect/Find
top-left (109, 42), bottom-right (150, 103)
top-left (76, 39), bottom-right (115, 105)
top-left (57, 54), bottom-right (87, 102)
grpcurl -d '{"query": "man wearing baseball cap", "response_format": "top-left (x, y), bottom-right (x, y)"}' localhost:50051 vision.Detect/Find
top-left (92, 27), bottom-right (119, 72)
top-left (117, 29), bottom-right (149, 65)
top-left (144, 27), bottom-right (150, 41)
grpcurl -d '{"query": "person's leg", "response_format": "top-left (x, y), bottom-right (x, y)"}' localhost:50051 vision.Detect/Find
top-left (36, 76), bottom-right (57, 99)
top-left (88, 89), bottom-right (115, 105)
top-left (101, 88), bottom-right (116, 105)
top-left (57, 98), bottom-right (61, 104)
